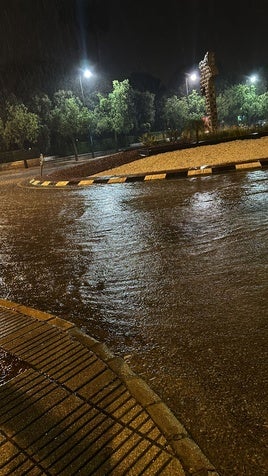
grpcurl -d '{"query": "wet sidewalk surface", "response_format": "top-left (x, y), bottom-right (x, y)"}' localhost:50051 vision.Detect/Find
top-left (0, 300), bottom-right (219, 475)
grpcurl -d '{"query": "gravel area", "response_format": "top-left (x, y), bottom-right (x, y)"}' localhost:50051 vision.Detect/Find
top-left (92, 136), bottom-right (268, 176)
top-left (46, 136), bottom-right (268, 181)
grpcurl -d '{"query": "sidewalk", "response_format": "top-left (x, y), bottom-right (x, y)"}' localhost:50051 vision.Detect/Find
top-left (0, 299), bottom-right (219, 475)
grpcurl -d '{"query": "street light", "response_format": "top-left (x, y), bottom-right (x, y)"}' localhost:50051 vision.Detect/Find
top-left (185, 72), bottom-right (199, 96)
top-left (247, 74), bottom-right (260, 126)
top-left (249, 74), bottom-right (258, 84)
top-left (78, 67), bottom-right (95, 158)
top-left (79, 68), bottom-right (93, 103)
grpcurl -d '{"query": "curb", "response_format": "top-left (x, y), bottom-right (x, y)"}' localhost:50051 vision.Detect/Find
top-left (0, 298), bottom-right (219, 476)
top-left (28, 158), bottom-right (268, 188)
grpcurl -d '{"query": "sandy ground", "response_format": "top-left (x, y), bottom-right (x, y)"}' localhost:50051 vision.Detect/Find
top-left (93, 136), bottom-right (268, 176)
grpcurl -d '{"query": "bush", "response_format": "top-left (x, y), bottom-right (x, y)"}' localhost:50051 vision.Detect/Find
top-left (139, 132), bottom-right (157, 147)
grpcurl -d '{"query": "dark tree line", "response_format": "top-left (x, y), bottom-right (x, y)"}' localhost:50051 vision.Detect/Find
top-left (0, 74), bottom-right (267, 159)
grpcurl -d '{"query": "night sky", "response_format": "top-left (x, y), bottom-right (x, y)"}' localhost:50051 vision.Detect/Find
top-left (0, 0), bottom-right (267, 94)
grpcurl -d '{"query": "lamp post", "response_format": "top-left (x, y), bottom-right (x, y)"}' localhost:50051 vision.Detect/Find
top-left (185, 72), bottom-right (199, 96)
top-left (248, 74), bottom-right (259, 125)
top-left (79, 67), bottom-right (95, 158)
top-left (79, 68), bottom-right (93, 104)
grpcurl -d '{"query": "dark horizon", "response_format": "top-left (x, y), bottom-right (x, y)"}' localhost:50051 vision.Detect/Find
top-left (0, 0), bottom-right (267, 95)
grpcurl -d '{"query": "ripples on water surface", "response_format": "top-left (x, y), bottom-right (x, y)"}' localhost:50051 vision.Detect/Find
top-left (0, 170), bottom-right (267, 475)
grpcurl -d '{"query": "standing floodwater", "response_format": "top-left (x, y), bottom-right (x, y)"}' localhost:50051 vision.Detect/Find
top-left (0, 170), bottom-right (267, 475)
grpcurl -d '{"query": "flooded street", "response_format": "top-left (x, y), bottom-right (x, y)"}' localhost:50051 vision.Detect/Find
top-left (0, 169), bottom-right (267, 475)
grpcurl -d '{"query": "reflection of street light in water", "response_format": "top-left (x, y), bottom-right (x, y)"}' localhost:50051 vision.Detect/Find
top-left (79, 68), bottom-right (93, 103)
top-left (185, 72), bottom-right (199, 96)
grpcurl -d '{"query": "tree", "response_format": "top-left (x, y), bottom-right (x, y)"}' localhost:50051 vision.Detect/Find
top-left (51, 91), bottom-right (92, 160)
top-left (259, 92), bottom-right (268, 122)
top-left (185, 90), bottom-right (206, 120)
top-left (162, 91), bottom-right (205, 130)
top-left (4, 104), bottom-right (39, 167)
top-left (0, 91), bottom-right (19, 125)
top-left (217, 84), bottom-right (261, 126)
top-left (108, 80), bottom-right (135, 148)
top-left (133, 90), bottom-right (155, 132)
top-left (29, 93), bottom-right (52, 153)
top-left (93, 93), bottom-right (113, 136)
top-left (0, 117), bottom-right (5, 151)
top-left (182, 119), bottom-right (205, 143)
top-left (242, 86), bottom-right (262, 125)
top-left (162, 95), bottom-right (187, 130)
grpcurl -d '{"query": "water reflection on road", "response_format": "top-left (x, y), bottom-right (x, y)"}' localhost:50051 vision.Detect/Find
top-left (0, 170), bottom-right (267, 475)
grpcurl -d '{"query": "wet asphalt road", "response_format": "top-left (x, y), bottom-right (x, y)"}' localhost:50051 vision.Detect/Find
top-left (0, 165), bottom-right (267, 475)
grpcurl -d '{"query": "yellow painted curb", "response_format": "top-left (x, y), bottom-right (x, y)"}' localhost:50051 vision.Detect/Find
top-left (188, 168), bottom-right (212, 176)
top-left (32, 180), bottom-right (41, 185)
top-left (0, 298), bottom-right (21, 310)
top-left (0, 299), bottom-right (54, 321)
top-left (78, 179), bottom-right (95, 186)
top-left (144, 173), bottom-right (167, 180)
top-left (55, 181), bottom-right (69, 187)
top-left (107, 177), bottom-right (127, 184)
top-left (41, 181), bottom-right (51, 186)
top-left (235, 161), bottom-right (261, 169)
top-left (0, 299), bottom-right (74, 330)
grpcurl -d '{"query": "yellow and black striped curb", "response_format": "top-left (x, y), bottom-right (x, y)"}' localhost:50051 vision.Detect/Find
top-left (0, 298), bottom-right (219, 475)
top-left (28, 158), bottom-right (268, 187)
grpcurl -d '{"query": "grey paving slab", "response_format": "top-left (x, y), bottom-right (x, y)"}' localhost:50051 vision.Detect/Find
top-left (0, 299), bottom-right (219, 475)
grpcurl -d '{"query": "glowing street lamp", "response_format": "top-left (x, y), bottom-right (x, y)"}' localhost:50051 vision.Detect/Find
top-left (185, 72), bottom-right (199, 96)
top-left (249, 74), bottom-right (258, 84)
top-left (79, 68), bottom-right (93, 103)
top-left (84, 68), bottom-right (93, 79)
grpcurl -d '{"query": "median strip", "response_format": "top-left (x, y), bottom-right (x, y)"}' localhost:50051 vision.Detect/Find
top-left (28, 158), bottom-right (268, 188)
